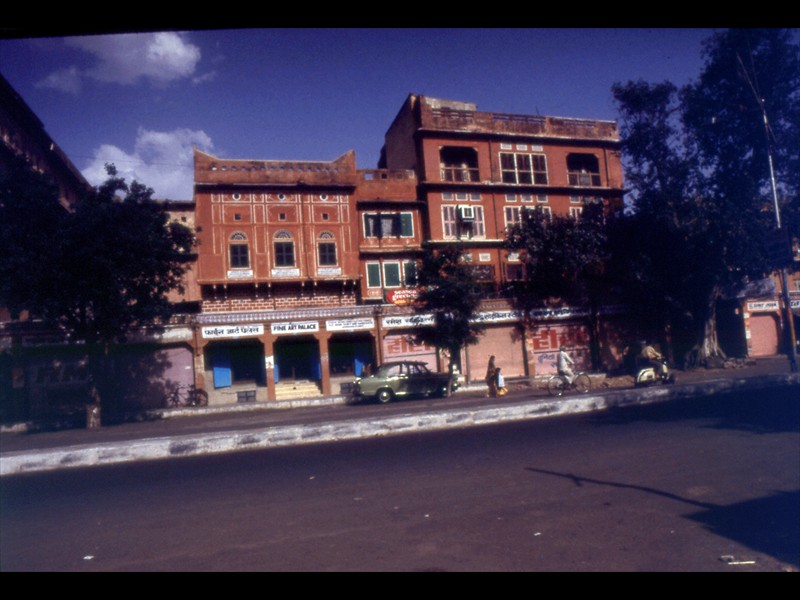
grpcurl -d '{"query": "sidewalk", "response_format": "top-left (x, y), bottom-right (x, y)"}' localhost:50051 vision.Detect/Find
top-left (1, 357), bottom-right (798, 477)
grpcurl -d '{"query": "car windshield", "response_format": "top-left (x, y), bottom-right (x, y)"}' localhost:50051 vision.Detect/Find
top-left (376, 363), bottom-right (431, 377)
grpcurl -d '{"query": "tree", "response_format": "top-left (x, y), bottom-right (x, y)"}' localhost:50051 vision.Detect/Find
top-left (504, 203), bottom-right (610, 369)
top-left (611, 28), bottom-right (800, 364)
top-left (409, 244), bottom-right (485, 383)
top-left (0, 162), bottom-right (195, 422)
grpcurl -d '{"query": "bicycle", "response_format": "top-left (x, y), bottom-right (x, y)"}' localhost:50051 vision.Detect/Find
top-left (165, 383), bottom-right (209, 408)
top-left (546, 371), bottom-right (592, 397)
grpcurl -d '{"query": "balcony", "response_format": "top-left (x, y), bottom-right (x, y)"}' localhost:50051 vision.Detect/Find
top-left (440, 166), bottom-right (480, 183)
top-left (568, 171), bottom-right (602, 187)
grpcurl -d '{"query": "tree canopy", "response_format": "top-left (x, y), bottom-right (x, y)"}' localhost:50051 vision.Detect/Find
top-left (1, 161), bottom-right (194, 347)
top-left (610, 28), bottom-right (800, 362)
top-left (409, 244), bottom-right (485, 374)
top-left (503, 202), bottom-right (610, 368)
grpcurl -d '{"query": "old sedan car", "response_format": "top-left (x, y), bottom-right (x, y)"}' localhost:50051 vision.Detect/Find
top-left (352, 361), bottom-right (458, 404)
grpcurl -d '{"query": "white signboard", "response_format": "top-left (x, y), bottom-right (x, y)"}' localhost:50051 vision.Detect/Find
top-left (271, 268), bottom-right (301, 278)
top-left (747, 301), bottom-right (780, 312)
top-left (382, 314), bottom-right (435, 329)
top-left (470, 310), bottom-right (522, 324)
top-left (530, 306), bottom-right (590, 320)
top-left (271, 321), bottom-right (319, 335)
top-left (227, 269), bottom-right (254, 279)
top-left (326, 317), bottom-right (375, 332)
top-left (202, 324), bottom-right (264, 339)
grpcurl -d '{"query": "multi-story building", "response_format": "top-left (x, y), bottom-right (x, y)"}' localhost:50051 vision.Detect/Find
top-left (379, 95), bottom-right (627, 381)
top-left (190, 95), bottom-right (634, 404)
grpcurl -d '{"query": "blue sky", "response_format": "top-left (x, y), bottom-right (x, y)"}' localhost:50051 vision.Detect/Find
top-left (0, 28), bottom-right (714, 200)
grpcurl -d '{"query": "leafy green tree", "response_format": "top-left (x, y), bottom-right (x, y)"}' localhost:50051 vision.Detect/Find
top-left (504, 203), bottom-right (609, 368)
top-left (0, 161), bottom-right (195, 421)
top-left (611, 28), bottom-right (800, 364)
top-left (409, 244), bottom-right (485, 383)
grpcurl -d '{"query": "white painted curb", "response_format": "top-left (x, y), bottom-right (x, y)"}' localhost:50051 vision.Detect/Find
top-left (2, 374), bottom-right (797, 476)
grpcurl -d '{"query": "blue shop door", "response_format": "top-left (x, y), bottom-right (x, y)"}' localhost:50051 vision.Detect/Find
top-left (211, 347), bottom-right (232, 389)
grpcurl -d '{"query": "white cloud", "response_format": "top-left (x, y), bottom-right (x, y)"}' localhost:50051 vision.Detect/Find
top-left (39, 32), bottom-right (202, 90)
top-left (35, 65), bottom-right (83, 94)
top-left (81, 128), bottom-right (214, 201)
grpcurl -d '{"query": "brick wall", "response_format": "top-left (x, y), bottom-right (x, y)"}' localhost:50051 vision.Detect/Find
top-left (201, 285), bottom-right (357, 313)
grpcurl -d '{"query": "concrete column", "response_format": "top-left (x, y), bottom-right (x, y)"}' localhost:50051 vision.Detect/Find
top-left (522, 322), bottom-right (537, 381)
top-left (318, 332), bottom-right (332, 395)
top-left (191, 328), bottom-right (210, 392)
top-left (260, 333), bottom-right (276, 402)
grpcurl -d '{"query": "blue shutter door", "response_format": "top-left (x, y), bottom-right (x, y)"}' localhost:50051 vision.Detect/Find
top-left (212, 347), bottom-right (232, 388)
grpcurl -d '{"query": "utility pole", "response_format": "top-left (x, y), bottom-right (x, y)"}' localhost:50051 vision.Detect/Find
top-left (738, 50), bottom-right (798, 373)
top-left (760, 99), bottom-right (798, 372)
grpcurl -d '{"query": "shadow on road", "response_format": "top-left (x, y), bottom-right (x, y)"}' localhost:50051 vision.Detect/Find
top-left (687, 489), bottom-right (800, 569)
top-left (588, 386), bottom-right (800, 435)
top-left (524, 467), bottom-right (800, 570)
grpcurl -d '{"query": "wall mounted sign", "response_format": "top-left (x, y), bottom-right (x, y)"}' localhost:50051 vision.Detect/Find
top-left (202, 324), bottom-right (264, 339)
top-left (227, 269), bottom-right (254, 279)
top-left (746, 301), bottom-right (780, 312)
top-left (326, 318), bottom-right (375, 332)
top-left (271, 321), bottom-right (319, 335)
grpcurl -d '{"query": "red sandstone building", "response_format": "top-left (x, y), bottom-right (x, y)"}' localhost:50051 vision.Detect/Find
top-left (191, 95), bottom-right (631, 404)
top-left (2, 79), bottom-right (797, 418)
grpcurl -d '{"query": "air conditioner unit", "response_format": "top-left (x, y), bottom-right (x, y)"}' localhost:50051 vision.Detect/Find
top-left (459, 205), bottom-right (475, 221)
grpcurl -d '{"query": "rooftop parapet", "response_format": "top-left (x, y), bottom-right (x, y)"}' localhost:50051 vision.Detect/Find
top-left (418, 96), bottom-right (619, 142)
top-left (194, 149), bottom-right (358, 187)
top-left (356, 168), bottom-right (418, 203)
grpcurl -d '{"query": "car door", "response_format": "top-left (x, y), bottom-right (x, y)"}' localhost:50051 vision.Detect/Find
top-left (390, 363), bottom-right (410, 396)
top-left (408, 362), bottom-right (435, 396)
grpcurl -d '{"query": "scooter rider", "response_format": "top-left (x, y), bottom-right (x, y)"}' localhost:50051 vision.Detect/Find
top-left (640, 341), bottom-right (668, 378)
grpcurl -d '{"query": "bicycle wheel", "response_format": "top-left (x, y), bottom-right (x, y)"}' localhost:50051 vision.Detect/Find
top-left (547, 376), bottom-right (566, 397)
top-left (190, 388), bottom-right (209, 407)
top-left (166, 390), bottom-right (181, 408)
top-left (574, 373), bottom-right (591, 393)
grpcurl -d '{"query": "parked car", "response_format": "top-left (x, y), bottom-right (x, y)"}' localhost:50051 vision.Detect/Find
top-left (352, 361), bottom-right (458, 404)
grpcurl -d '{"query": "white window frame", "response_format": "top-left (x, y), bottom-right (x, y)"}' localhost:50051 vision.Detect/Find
top-left (442, 205), bottom-right (458, 239)
top-left (366, 262), bottom-right (382, 288)
top-left (505, 206), bottom-right (522, 228)
top-left (382, 261), bottom-right (402, 288)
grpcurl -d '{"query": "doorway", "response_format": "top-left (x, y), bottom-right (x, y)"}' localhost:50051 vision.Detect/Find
top-left (274, 337), bottom-right (320, 383)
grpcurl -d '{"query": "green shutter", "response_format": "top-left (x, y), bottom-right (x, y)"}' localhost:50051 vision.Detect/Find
top-left (400, 213), bottom-right (413, 237)
top-left (383, 262), bottom-right (401, 287)
top-left (366, 263), bottom-right (381, 287)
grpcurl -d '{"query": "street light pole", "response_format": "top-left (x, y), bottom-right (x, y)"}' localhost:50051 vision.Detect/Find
top-left (760, 100), bottom-right (798, 372)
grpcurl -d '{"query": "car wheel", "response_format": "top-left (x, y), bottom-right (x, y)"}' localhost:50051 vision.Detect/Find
top-left (377, 388), bottom-right (394, 404)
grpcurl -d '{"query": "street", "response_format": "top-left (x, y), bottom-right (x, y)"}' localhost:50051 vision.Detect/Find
top-left (1, 387), bottom-right (798, 572)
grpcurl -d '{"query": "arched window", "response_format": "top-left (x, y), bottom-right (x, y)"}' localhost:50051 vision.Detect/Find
top-left (273, 230), bottom-right (295, 267)
top-left (317, 231), bottom-right (337, 266)
top-left (229, 232), bottom-right (250, 269)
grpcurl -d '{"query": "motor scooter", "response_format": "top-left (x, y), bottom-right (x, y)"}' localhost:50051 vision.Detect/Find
top-left (635, 359), bottom-right (676, 387)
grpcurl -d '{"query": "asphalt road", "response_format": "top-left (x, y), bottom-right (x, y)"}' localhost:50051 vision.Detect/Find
top-left (1, 386), bottom-right (798, 572)
top-left (1, 357), bottom-right (798, 477)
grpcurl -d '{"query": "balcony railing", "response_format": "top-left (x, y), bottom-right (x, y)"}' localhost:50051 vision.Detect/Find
top-left (568, 172), bottom-right (602, 187)
top-left (440, 166), bottom-right (480, 183)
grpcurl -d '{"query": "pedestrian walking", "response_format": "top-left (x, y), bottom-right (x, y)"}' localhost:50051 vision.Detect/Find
top-left (496, 367), bottom-right (507, 396)
top-left (485, 355), bottom-right (498, 397)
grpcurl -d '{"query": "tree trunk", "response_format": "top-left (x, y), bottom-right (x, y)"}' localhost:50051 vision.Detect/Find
top-left (85, 344), bottom-right (111, 429)
top-left (692, 289), bottom-right (727, 366)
